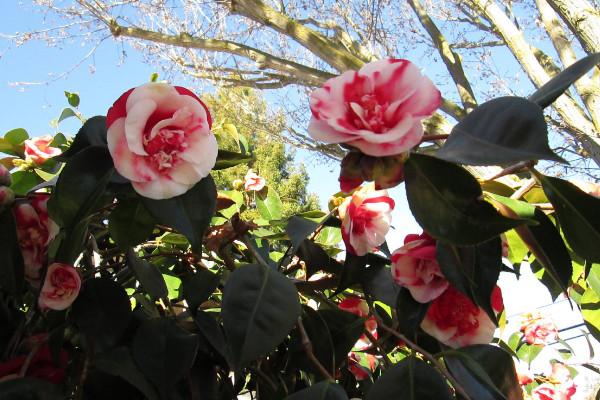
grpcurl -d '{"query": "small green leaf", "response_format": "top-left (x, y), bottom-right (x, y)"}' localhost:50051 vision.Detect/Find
top-left (141, 175), bottom-right (217, 254)
top-left (109, 198), bottom-right (156, 249)
top-left (0, 209), bottom-right (24, 302)
top-left (436, 97), bottom-right (565, 165)
top-left (150, 72), bottom-right (159, 82)
top-left (4, 128), bottom-right (28, 145)
top-left (126, 248), bottom-right (168, 301)
top-left (405, 153), bottom-right (530, 245)
top-left (256, 185), bottom-right (282, 221)
top-left (367, 357), bottom-right (453, 400)
top-left (213, 150), bottom-right (254, 170)
top-left (222, 264), bottom-right (301, 377)
top-left (57, 107), bottom-right (77, 123)
top-left (132, 318), bottom-right (199, 399)
top-left (65, 91), bottom-right (80, 107)
top-left (286, 380), bottom-right (348, 400)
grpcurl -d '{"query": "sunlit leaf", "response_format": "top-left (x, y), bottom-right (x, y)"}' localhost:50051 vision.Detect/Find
top-left (65, 91), bottom-right (80, 107)
top-left (5, 128), bottom-right (28, 145)
top-left (581, 288), bottom-right (600, 342)
top-left (213, 150), bottom-right (254, 170)
top-left (256, 185), bottom-right (282, 221)
top-left (516, 343), bottom-right (544, 366)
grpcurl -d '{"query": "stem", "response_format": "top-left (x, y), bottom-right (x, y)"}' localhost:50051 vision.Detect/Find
top-left (296, 317), bottom-right (334, 380)
top-left (240, 236), bottom-right (268, 266)
top-left (419, 134), bottom-right (450, 143)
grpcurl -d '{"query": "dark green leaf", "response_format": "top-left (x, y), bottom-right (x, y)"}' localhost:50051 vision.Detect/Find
top-left (54, 116), bottom-right (107, 161)
top-left (538, 174), bottom-right (600, 262)
top-left (0, 209), bottom-right (24, 302)
top-left (436, 97), bottom-right (565, 165)
top-left (396, 287), bottom-right (429, 340)
top-left (444, 345), bottom-right (521, 400)
top-left (317, 308), bottom-right (364, 368)
top-left (65, 91), bottom-right (80, 107)
top-left (405, 153), bottom-right (530, 245)
top-left (194, 310), bottom-right (229, 365)
top-left (362, 264), bottom-right (400, 307)
top-left (57, 107), bottom-right (77, 124)
top-left (126, 248), bottom-right (168, 301)
top-left (222, 263), bottom-right (301, 377)
top-left (141, 175), bottom-right (217, 254)
top-left (256, 185), bottom-right (282, 221)
top-left (0, 377), bottom-right (63, 400)
top-left (286, 216), bottom-right (320, 255)
top-left (213, 150), bottom-right (254, 170)
top-left (93, 347), bottom-right (160, 400)
top-left (335, 253), bottom-right (367, 294)
top-left (132, 318), bottom-right (199, 399)
top-left (297, 239), bottom-right (343, 277)
top-left (72, 277), bottom-right (132, 347)
top-left (436, 238), bottom-right (501, 322)
top-left (9, 170), bottom-right (43, 194)
top-left (289, 306), bottom-right (335, 377)
top-left (529, 53), bottom-right (600, 108)
top-left (109, 198), bottom-right (156, 249)
top-left (367, 357), bottom-right (453, 400)
top-left (183, 269), bottom-right (221, 314)
top-left (5, 128), bottom-right (28, 145)
top-left (286, 381), bottom-right (348, 400)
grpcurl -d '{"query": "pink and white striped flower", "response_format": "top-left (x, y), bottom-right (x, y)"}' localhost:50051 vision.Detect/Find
top-left (23, 135), bottom-right (61, 164)
top-left (38, 263), bottom-right (82, 311)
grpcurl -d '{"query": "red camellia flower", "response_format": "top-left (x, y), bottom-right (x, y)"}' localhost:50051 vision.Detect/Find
top-left (550, 363), bottom-right (576, 398)
top-left (338, 183), bottom-right (394, 256)
top-left (420, 285), bottom-right (503, 348)
top-left (308, 59), bottom-right (441, 157)
top-left (520, 313), bottom-right (558, 345)
top-left (339, 297), bottom-right (378, 350)
top-left (0, 337), bottom-right (68, 385)
top-left (348, 352), bottom-right (377, 381)
top-left (244, 169), bottom-right (266, 191)
top-left (107, 82), bottom-right (217, 199)
top-left (391, 232), bottom-right (449, 303)
top-left (532, 384), bottom-right (569, 400)
top-left (14, 195), bottom-right (60, 287)
top-left (38, 263), bottom-right (82, 311)
top-left (23, 135), bottom-right (62, 164)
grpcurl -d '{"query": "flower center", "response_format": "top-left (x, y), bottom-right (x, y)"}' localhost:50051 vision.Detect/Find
top-left (144, 127), bottom-right (189, 171)
top-left (349, 94), bottom-right (389, 133)
top-left (427, 286), bottom-right (480, 338)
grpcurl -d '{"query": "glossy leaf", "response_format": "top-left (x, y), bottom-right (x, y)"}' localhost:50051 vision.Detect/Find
top-left (4, 128), bottom-right (28, 145)
top-left (72, 277), bottom-right (132, 347)
top-left (362, 264), bottom-right (400, 307)
top-left (65, 91), bottom-right (80, 107)
top-left (55, 116), bottom-right (107, 161)
top-left (444, 345), bottom-right (521, 400)
top-left (289, 306), bottom-right (335, 376)
top-left (396, 287), bottom-right (430, 340)
top-left (0, 209), bottom-right (24, 302)
top-left (108, 198), bottom-right (156, 249)
top-left (194, 310), bottom-right (229, 365)
top-left (516, 343), bottom-right (544, 366)
top-left (529, 53), bottom-right (600, 108)
top-left (317, 308), bottom-right (364, 368)
top-left (405, 153), bottom-right (529, 245)
top-left (588, 265), bottom-right (600, 299)
top-left (213, 149), bottom-right (254, 170)
top-left (222, 263), bottom-right (300, 377)
top-left (93, 347), bottom-right (160, 400)
top-left (537, 174), bottom-right (600, 262)
top-left (183, 269), bottom-right (221, 314)
top-left (0, 378), bottom-right (63, 400)
top-left (297, 239), bottom-right (343, 277)
top-left (367, 357), bottom-right (453, 400)
top-left (286, 380), bottom-right (348, 400)
top-left (132, 318), bottom-right (199, 399)
top-left (581, 288), bottom-right (600, 342)
top-left (436, 97), bottom-right (565, 165)
top-left (256, 185), bottom-right (282, 221)
top-left (126, 248), bottom-right (168, 301)
top-left (141, 175), bottom-right (217, 254)
top-left (335, 253), bottom-right (367, 294)
top-left (56, 107), bottom-right (77, 124)
top-left (436, 238), bottom-right (501, 322)
top-left (286, 215), bottom-right (320, 255)
top-left (9, 170), bottom-right (43, 194)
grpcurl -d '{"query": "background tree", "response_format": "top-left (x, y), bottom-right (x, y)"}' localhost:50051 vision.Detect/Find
top-left (5, 0), bottom-right (600, 177)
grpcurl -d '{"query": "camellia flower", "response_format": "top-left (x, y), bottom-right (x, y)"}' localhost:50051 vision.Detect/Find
top-left (23, 135), bottom-right (62, 164)
top-left (568, 179), bottom-right (600, 197)
top-left (420, 285), bottom-right (503, 348)
top-left (391, 232), bottom-right (449, 303)
top-left (532, 383), bottom-right (569, 400)
top-left (308, 58), bottom-right (441, 157)
top-left (0, 164), bottom-right (12, 186)
top-left (549, 363), bottom-right (576, 398)
top-left (107, 82), bottom-right (217, 199)
top-left (14, 195), bottom-right (60, 287)
top-left (520, 313), bottom-right (558, 345)
top-left (348, 351), bottom-right (377, 381)
top-left (38, 263), bottom-right (82, 311)
top-left (338, 183), bottom-right (394, 256)
top-left (244, 169), bottom-right (266, 191)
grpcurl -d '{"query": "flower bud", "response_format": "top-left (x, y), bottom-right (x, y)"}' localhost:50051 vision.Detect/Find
top-left (359, 154), bottom-right (385, 182)
top-left (339, 150), bottom-right (365, 193)
top-left (0, 165), bottom-right (11, 187)
top-left (232, 179), bottom-right (244, 191)
top-left (375, 153), bottom-right (407, 190)
top-left (0, 187), bottom-right (15, 206)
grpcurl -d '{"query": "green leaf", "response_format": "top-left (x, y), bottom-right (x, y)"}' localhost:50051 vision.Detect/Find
top-left (537, 174), bottom-right (600, 262)
top-left (436, 97), bottom-right (565, 165)
top-left (4, 128), bottom-right (28, 145)
top-left (9, 170), bottom-right (43, 194)
top-left (444, 345), bottom-right (521, 400)
top-left (0, 209), bottom-right (24, 303)
top-left (126, 248), bottom-right (168, 301)
top-left (256, 185), bottom-right (282, 221)
top-left (367, 357), bottom-right (453, 400)
top-left (588, 265), bottom-right (600, 298)
top-left (222, 263), bottom-right (300, 377)
top-left (317, 308), bottom-right (364, 367)
top-left (516, 343), bottom-right (544, 366)
top-left (362, 264), bottom-right (400, 307)
top-left (183, 269), bottom-right (221, 314)
top-left (297, 239), bottom-right (342, 277)
top-left (57, 107), bottom-right (77, 123)
top-left (396, 287), bottom-right (430, 340)
top-left (289, 306), bottom-right (335, 377)
top-left (109, 197), bottom-right (156, 249)
top-left (529, 53), bottom-right (600, 108)
top-left (72, 277), bottom-right (132, 348)
top-left (581, 288), bottom-right (600, 342)
top-left (286, 381), bottom-right (348, 400)
top-left (93, 347), bottom-right (160, 400)
top-left (436, 238), bottom-right (502, 322)
top-left (213, 149), bottom-right (254, 170)
top-left (315, 226), bottom-right (342, 246)
top-left (405, 153), bottom-right (530, 245)
top-left (55, 116), bottom-right (107, 161)
top-left (132, 318), bottom-right (199, 399)
top-left (194, 311), bottom-right (229, 365)
top-left (141, 175), bottom-right (217, 254)
top-left (0, 377), bottom-right (63, 400)
top-left (336, 253), bottom-right (367, 294)
top-left (285, 215), bottom-right (320, 255)
top-left (65, 91), bottom-right (80, 107)
top-left (0, 138), bottom-right (19, 157)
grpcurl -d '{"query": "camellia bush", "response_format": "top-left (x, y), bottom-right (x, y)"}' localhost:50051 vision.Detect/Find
top-left (0, 55), bottom-right (600, 400)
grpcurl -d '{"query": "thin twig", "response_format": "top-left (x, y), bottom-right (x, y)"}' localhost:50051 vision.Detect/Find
top-left (296, 317), bottom-right (334, 380)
